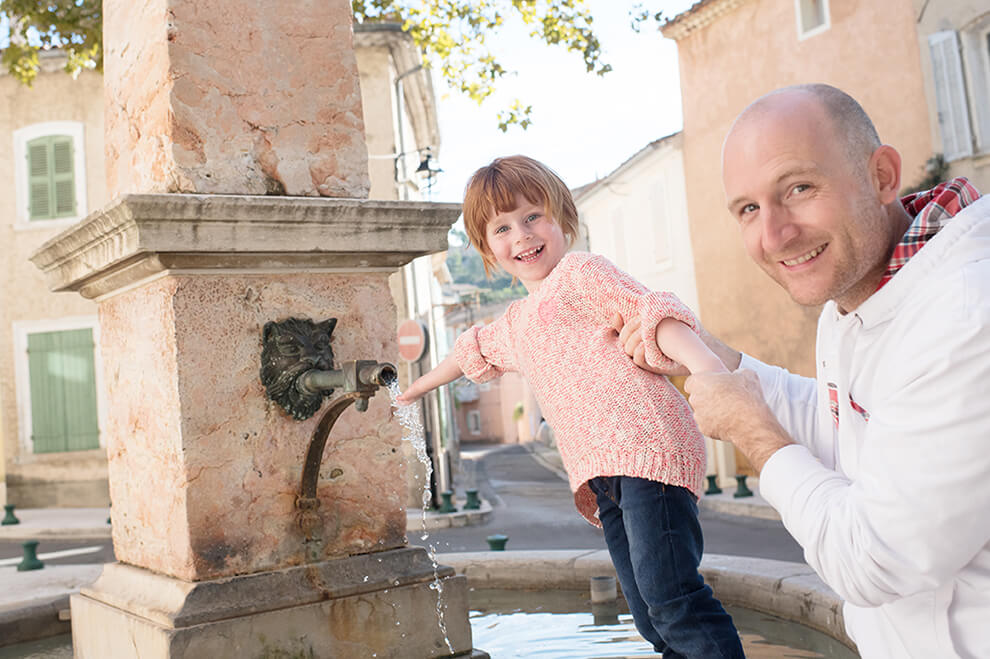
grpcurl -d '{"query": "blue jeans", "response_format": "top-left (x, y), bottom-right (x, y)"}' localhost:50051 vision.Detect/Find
top-left (589, 475), bottom-right (744, 659)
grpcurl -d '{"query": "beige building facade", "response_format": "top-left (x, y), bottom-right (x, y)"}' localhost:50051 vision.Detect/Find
top-left (1, 26), bottom-right (442, 508)
top-left (664, 0), bottom-right (933, 378)
top-left (914, 1), bottom-right (990, 191)
top-left (0, 53), bottom-right (107, 507)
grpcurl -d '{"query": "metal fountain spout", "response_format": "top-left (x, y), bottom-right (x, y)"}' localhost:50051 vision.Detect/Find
top-left (259, 317), bottom-right (398, 545)
top-left (296, 360), bottom-right (397, 412)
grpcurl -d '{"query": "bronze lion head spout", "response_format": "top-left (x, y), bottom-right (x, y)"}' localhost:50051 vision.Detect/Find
top-left (260, 317), bottom-right (337, 420)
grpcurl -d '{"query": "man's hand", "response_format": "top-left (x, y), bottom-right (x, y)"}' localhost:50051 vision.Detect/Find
top-left (684, 369), bottom-right (794, 473)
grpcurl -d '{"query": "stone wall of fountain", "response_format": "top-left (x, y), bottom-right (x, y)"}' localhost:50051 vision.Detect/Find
top-left (29, 0), bottom-right (485, 655)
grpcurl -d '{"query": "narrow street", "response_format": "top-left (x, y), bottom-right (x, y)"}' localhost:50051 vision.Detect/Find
top-left (423, 443), bottom-right (805, 563)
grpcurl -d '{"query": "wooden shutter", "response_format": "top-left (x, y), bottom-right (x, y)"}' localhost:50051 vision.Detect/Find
top-left (27, 138), bottom-right (51, 220)
top-left (929, 31), bottom-right (974, 161)
top-left (26, 135), bottom-right (76, 220)
top-left (52, 137), bottom-right (76, 216)
top-left (27, 328), bottom-right (100, 453)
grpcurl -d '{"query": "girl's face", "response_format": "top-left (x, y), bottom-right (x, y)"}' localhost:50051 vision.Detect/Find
top-left (484, 193), bottom-right (568, 292)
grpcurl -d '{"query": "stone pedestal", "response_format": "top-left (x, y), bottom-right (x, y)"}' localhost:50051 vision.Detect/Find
top-left (71, 547), bottom-right (475, 659)
top-left (103, 0), bottom-right (369, 199)
top-left (31, 194), bottom-right (472, 655)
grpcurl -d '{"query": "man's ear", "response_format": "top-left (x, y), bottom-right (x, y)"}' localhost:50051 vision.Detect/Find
top-left (869, 145), bottom-right (902, 204)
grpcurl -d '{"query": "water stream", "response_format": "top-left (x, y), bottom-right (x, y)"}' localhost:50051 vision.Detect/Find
top-left (387, 380), bottom-right (454, 654)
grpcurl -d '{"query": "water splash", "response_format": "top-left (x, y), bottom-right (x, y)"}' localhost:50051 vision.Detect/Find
top-left (387, 380), bottom-right (454, 654)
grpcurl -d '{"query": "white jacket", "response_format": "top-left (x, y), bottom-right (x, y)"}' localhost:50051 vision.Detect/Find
top-left (745, 193), bottom-right (990, 659)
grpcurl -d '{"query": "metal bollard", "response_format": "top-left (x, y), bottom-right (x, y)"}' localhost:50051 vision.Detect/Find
top-left (463, 488), bottom-right (481, 510)
top-left (704, 474), bottom-right (723, 495)
top-left (438, 490), bottom-right (457, 513)
top-left (733, 474), bottom-right (754, 498)
top-left (17, 540), bottom-right (44, 571)
top-left (2, 504), bottom-right (20, 525)
top-left (486, 534), bottom-right (508, 551)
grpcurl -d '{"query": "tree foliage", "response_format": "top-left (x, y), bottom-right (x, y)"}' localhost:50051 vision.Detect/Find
top-left (2, 0), bottom-right (101, 85)
top-left (353, 1), bottom-right (664, 131)
top-left (2, 1), bottom-right (665, 129)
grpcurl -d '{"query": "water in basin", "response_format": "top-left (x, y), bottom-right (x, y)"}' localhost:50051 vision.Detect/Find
top-left (469, 588), bottom-right (858, 658)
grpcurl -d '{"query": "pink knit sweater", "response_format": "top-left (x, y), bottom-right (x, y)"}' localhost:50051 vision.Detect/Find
top-left (454, 252), bottom-right (707, 526)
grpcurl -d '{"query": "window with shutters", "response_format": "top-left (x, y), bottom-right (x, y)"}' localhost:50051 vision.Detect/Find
top-left (12, 121), bottom-right (88, 229)
top-left (929, 31), bottom-right (975, 161)
top-left (466, 410), bottom-right (481, 436)
top-left (13, 318), bottom-right (104, 455)
top-left (795, 0), bottom-right (829, 40)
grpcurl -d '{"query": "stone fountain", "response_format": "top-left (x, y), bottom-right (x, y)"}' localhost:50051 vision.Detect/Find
top-left (29, 0), bottom-right (481, 656)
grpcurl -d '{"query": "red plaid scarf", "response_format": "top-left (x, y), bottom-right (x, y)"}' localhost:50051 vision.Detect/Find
top-left (829, 178), bottom-right (983, 429)
top-left (878, 177), bottom-right (981, 290)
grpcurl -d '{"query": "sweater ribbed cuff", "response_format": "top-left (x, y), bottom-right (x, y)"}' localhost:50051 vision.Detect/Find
top-left (638, 291), bottom-right (700, 371)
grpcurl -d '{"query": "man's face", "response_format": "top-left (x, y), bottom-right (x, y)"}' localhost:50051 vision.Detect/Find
top-left (722, 98), bottom-right (893, 312)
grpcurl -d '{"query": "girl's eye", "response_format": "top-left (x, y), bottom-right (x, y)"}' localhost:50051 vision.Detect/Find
top-left (493, 225), bottom-right (508, 234)
top-left (526, 214), bottom-right (540, 222)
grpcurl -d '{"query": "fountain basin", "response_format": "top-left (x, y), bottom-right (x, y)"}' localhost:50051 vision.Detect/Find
top-left (442, 549), bottom-right (856, 651)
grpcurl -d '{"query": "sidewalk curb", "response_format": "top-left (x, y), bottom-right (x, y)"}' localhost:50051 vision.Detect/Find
top-left (406, 501), bottom-right (493, 531)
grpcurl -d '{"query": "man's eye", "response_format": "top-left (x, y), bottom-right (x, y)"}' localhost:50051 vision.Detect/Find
top-left (740, 203), bottom-right (758, 216)
top-left (792, 184), bottom-right (810, 194)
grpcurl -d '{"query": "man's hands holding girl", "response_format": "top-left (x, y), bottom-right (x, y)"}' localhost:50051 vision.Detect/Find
top-left (611, 314), bottom-right (792, 472)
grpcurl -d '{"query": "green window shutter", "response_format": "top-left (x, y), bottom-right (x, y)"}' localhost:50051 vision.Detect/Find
top-left (26, 135), bottom-right (76, 221)
top-left (28, 138), bottom-right (51, 220)
top-left (52, 137), bottom-right (76, 217)
top-left (27, 328), bottom-right (100, 453)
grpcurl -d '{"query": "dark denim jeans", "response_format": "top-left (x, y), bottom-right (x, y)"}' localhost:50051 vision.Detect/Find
top-left (589, 475), bottom-right (745, 659)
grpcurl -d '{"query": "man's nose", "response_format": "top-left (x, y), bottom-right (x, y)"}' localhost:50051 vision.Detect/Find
top-left (761, 204), bottom-right (799, 252)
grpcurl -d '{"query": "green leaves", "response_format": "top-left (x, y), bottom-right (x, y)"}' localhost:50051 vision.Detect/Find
top-left (1, 1), bottom-right (665, 133)
top-left (354, 0), bottom-right (661, 131)
top-left (2, 0), bottom-right (102, 85)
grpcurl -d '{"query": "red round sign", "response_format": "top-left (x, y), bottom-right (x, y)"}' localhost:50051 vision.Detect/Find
top-left (397, 319), bottom-right (428, 362)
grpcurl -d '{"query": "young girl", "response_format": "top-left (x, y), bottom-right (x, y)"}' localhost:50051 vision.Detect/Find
top-left (397, 156), bottom-right (744, 658)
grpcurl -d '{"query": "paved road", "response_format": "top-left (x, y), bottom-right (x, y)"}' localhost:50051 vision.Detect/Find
top-left (0, 539), bottom-right (114, 567)
top-left (0, 443), bottom-right (805, 567)
top-left (422, 444), bottom-right (805, 564)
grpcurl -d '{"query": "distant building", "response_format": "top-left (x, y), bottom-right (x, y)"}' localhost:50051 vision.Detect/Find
top-left (662, 0), bottom-right (932, 380)
top-left (0, 24), bottom-right (446, 508)
top-left (913, 1), bottom-right (990, 191)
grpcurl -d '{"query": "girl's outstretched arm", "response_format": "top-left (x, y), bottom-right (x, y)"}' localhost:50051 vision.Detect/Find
top-left (655, 317), bottom-right (729, 374)
top-left (395, 353), bottom-right (465, 405)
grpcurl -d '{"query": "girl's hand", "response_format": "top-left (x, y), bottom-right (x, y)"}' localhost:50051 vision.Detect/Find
top-left (395, 387), bottom-right (424, 406)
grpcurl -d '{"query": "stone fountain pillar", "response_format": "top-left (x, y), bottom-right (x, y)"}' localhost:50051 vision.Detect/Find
top-left (29, 1), bottom-right (480, 657)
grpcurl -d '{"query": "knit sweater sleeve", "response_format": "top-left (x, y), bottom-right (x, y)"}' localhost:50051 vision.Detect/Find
top-left (452, 306), bottom-right (519, 383)
top-left (569, 253), bottom-right (700, 371)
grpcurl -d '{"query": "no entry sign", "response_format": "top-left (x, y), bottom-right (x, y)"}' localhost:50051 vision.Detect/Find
top-left (397, 319), bottom-right (428, 362)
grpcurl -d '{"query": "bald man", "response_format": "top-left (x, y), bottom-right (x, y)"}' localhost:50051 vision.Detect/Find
top-left (617, 84), bottom-right (990, 658)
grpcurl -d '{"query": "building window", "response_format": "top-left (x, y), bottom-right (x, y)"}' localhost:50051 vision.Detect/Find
top-left (14, 319), bottom-right (103, 454)
top-left (795, 0), bottom-right (829, 40)
top-left (13, 121), bottom-right (88, 229)
top-left (466, 410), bottom-right (481, 436)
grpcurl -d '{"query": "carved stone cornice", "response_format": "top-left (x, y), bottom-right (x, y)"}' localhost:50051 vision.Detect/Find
top-left (661, 0), bottom-right (747, 41)
top-left (30, 194), bottom-right (461, 299)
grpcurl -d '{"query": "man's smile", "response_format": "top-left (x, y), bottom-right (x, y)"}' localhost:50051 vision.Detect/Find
top-left (781, 244), bottom-right (827, 267)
